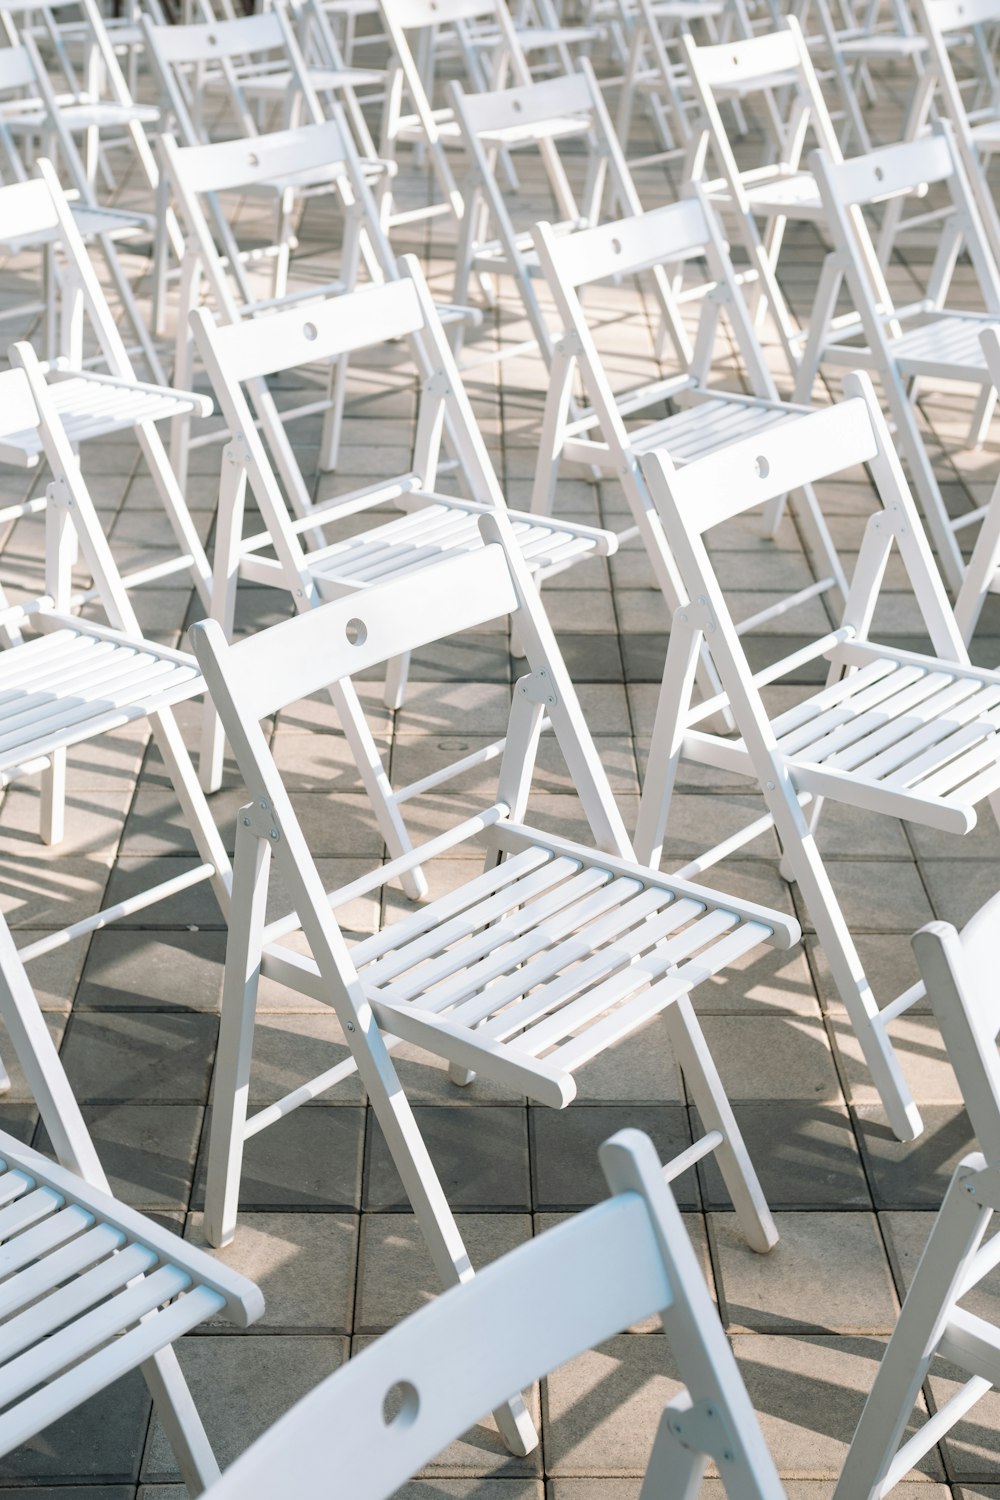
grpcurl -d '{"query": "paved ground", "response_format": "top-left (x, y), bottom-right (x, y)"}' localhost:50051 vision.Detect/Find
top-left (2, 25), bottom-right (1000, 1499)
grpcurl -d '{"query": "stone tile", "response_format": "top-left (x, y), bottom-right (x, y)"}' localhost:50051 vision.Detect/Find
top-left (544, 1334), bottom-right (683, 1476)
top-left (185, 1211), bottom-right (358, 1332)
top-left (0, 1011), bottom-right (66, 1100)
top-left (530, 1105), bottom-right (697, 1211)
top-left (77, 929), bottom-right (227, 1011)
top-left (102, 857), bottom-right (226, 928)
top-left (855, 1102), bottom-right (976, 1208)
top-left (0, 1373), bottom-right (151, 1484)
top-left (142, 1335), bottom-right (347, 1481)
top-left (355, 1213), bottom-right (533, 1331)
top-left (790, 860), bottom-right (933, 935)
top-left (731, 1335), bottom-right (942, 1480)
top-left (691, 943), bottom-right (821, 1018)
top-left (365, 1105), bottom-right (531, 1212)
top-left (922, 860), bottom-right (1000, 928)
top-left (881, 1211), bottom-right (1000, 1327)
top-left (830, 1013), bottom-right (961, 1107)
top-left (696, 1017), bottom-right (842, 1102)
top-left (697, 1103), bottom-right (871, 1210)
top-left (59, 1012), bottom-right (217, 1104)
top-left (807, 934), bottom-right (928, 1015)
top-left (712, 1211), bottom-right (898, 1333)
top-left (192, 1104), bottom-right (365, 1212)
top-left (35, 1103), bottom-right (203, 1211)
top-left (248, 1011), bottom-right (364, 1106)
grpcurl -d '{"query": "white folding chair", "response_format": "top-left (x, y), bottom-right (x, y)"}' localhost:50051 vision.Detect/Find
top-left (0, 920), bottom-right (262, 1495)
top-left (0, 168), bottom-right (214, 613)
top-left (909, 0), bottom-right (1000, 269)
top-left (0, 345), bottom-right (231, 954)
top-left (799, 125), bottom-right (1000, 592)
top-left (161, 114), bottom-right (385, 491)
top-left (795, 0), bottom-right (928, 156)
top-left (832, 1151), bottom-right (1000, 1500)
top-left (200, 1128), bottom-right (785, 1498)
top-left (635, 371), bottom-right (1000, 1145)
top-left (682, 18), bottom-right (845, 373)
top-left (530, 192), bottom-right (848, 672)
top-left (190, 256), bottom-right (617, 802)
top-left (955, 328), bottom-right (1000, 641)
top-left (447, 61), bottom-right (649, 365)
top-left (0, 43), bottom-right (164, 379)
top-left (190, 516), bottom-right (798, 1451)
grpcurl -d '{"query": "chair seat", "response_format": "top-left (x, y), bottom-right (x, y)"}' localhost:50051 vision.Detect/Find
top-left (394, 110), bottom-right (462, 144)
top-left (766, 648), bottom-right (1000, 833)
top-left (707, 168), bottom-right (822, 219)
top-left (294, 500), bottom-right (616, 593)
top-left (3, 98), bottom-right (159, 132)
top-left (0, 1131), bottom-right (261, 1458)
top-left (887, 315), bottom-right (994, 381)
top-left (0, 623), bottom-right (204, 784)
top-left (831, 33), bottom-right (927, 56)
top-left (352, 833), bottom-right (779, 1105)
top-left (477, 112), bottom-right (593, 148)
top-left (0, 373), bottom-right (212, 467)
top-left (240, 64), bottom-right (383, 95)
top-left (564, 394), bottom-right (807, 470)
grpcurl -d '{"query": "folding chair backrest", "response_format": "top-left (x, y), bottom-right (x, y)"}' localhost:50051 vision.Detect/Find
top-left (199, 1128), bottom-right (784, 1500)
top-left (534, 191), bottom-right (782, 444)
top-left (640, 372), bottom-right (969, 733)
top-left (808, 123), bottom-right (1000, 334)
top-left (141, 9), bottom-right (322, 146)
top-left (912, 895), bottom-right (1000, 1162)
top-left (684, 16), bottom-right (842, 181)
top-left (161, 113), bottom-right (393, 322)
top-left (190, 257), bottom-right (506, 574)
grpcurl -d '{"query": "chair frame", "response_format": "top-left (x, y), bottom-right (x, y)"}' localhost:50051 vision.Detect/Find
top-left (797, 124), bottom-right (1000, 592)
top-left (635, 370), bottom-right (1000, 1144)
top-left (191, 516), bottom-right (799, 1451)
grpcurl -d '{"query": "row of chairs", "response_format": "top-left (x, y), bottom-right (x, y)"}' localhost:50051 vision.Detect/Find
top-left (4, 0), bottom-right (1000, 1492)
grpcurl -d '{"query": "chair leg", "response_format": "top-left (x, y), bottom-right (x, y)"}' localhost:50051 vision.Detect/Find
top-left (637, 1399), bottom-right (709, 1500)
top-left (140, 1346), bottom-right (221, 1497)
top-left (352, 1017), bottom-right (538, 1457)
top-left (39, 746), bottom-right (67, 847)
top-left (203, 826), bottom-right (270, 1249)
top-left (663, 994), bottom-right (778, 1253)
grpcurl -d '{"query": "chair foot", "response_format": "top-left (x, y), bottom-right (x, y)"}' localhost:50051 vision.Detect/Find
top-left (494, 1390), bottom-right (539, 1457)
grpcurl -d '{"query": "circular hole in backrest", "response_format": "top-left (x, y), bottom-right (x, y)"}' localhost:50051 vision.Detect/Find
top-left (302, 321), bottom-right (318, 341)
top-left (610, 237), bottom-right (622, 254)
top-left (207, 31), bottom-right (217, 44)
top-left (512, 97), bottom-right (522, 112)
top-left (874, 165), bottom-right (884, 181)
top-left (247, 151), bottom-right (259, 168)
top-left (383, 1380), bottom-right (419, 1428)
top-left (345, 617), bottom-right (367, 646)
top-left (754, 455), bottom-right (770, 480)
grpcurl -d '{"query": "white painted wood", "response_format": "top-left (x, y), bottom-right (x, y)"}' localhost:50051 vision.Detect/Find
top-left (189, 504), bottom-right (798, 1452)
top-left (636, 372), bottom-right (1000, 1144)
top-left (801, 122), bottom-right (1000, 591)
top-left (834, 1153), bottom-right (1000, 1499)
top-left (201, 1129), bottom-right (785, 1500)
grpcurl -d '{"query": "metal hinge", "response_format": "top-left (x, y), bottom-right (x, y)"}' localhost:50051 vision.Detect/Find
top-left (517, 667), bottom-right (558, 706)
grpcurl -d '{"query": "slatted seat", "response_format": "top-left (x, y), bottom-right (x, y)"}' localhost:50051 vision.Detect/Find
top-left (355, 832), bottom-right (776, 1102)
top-left (2, 96), bottom-right (160, 131)
top-left (0, 372), bottom-right (211, 467)
top-left (563, 394), bottom-right (806, 466)
top-left (636, 376), bottom-right (1000, 1145)
top-left (766, 650), bottom-right (1000, 833)
top-left (0, 625), bottom-right (204, 786)
top-left (299, 501), bottom-right (615, 595)
top-left (886, 317), bottom-right (992, 378)
top-left (0, 1131), bottom-right (261, 1468)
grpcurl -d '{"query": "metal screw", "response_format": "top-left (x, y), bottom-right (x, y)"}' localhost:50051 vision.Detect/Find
top-left (346, 1021), bottom-right (356, 1033)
